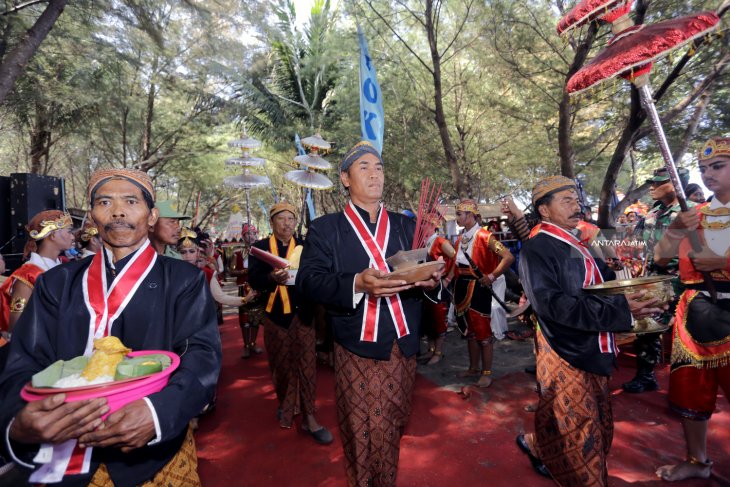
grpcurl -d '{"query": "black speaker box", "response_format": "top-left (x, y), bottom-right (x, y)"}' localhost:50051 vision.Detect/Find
top-left (0, 176), bottom-right (11, 254)
top-left (8, 173), bottom-right (65, 254)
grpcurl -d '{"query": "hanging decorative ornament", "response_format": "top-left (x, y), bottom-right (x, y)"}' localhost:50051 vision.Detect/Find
top-left (557, 0), bottom-right (634, 36)
top-left (223, 129), bottom-right (271, 237)
top-left (223, 172), bottom-right (271, 189)
top-left (285, 169), bottom-right (333, 190)
top-left (566, 12), bottom-right (720, 95)
top-left (300, 133), bottom-right (331, 151)
top-left (227, 133), bottom-right (262, 150)
top-left (293, 153), bottom-right (332, 170)
top-left (561, 8), bottom-right (721, 299)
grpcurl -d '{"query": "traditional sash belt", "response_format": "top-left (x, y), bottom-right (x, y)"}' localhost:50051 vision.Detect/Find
top-left (30, 240), bottom-right (157, 483)
top-left (538, 222), bottom-right (617, 355)
top-left (265, 235), bottom-right (295, 314)
top-left (344, 201), bottom-right (410, 342)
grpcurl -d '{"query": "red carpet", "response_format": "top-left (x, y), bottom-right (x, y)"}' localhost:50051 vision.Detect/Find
top-left (196, 317), bottom-right (730, 486)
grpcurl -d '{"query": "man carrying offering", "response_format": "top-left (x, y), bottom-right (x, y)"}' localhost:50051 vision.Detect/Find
top-left (0, 168), bottom-right (221, 486)
top-left (296, 141), bottom-right (442, 487)
top-left (517, 175), bottom-right (662, 485)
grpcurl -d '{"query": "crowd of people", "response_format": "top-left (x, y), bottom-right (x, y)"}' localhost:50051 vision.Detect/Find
top-left (0, 135), bottom-right (727, 486)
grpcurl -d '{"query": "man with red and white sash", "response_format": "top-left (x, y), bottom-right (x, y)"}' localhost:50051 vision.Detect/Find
top-left (296, 141), bottom-right (442, 487)
top-left (0, 168), bottom-right (221, 486)
top-left (517, 176), bottom-right (660, 485)
top-left (654, 136), bottom-right (730, 482)
top-left (453, 199), bottom-right (514, 388)
top-left (248, 202), bottom-right (332, 445)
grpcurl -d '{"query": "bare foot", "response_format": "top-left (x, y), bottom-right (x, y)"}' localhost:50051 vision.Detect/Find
top-left (656, 460), bottom-right (712, 482)
top-left (457, 368), bottom-right (480, 378)
top-left (476, 374), bottom-right (493, 388)
top-left (427, 352), bottom-right (443, 365)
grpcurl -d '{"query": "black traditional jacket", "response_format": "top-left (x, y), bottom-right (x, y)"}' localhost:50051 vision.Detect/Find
top-left (519, 232), bottom-right (633, 376)
top-left (248, 235), bottom-right (312, 328)
top-left (296, 205), bottom-right (433, 360)
top-left (0, 249), bottom-right (221, 487)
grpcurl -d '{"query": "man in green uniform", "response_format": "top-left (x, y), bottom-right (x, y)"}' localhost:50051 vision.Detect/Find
top-left (622, 167), bottom-right (690, 393)
top-left (149, 200), bottom-right (191, 258)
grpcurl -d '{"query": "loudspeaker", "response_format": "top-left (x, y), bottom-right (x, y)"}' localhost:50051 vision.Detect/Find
top-left (0, 176), bottom-right (11, 254)
top-left (9, 173), bottom-right (65, 254)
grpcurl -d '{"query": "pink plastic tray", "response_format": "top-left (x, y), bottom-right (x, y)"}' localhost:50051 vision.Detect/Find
top-left (21, 350), bottom-right (179, 420)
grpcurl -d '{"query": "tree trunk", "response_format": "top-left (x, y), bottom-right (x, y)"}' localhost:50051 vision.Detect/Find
top-left (425, 0), bottom-right (466, 197)
top-left (673, 87), bottom-right (713, 163)
top-left (0, 0), bottom-right (68, 105)
top-left (29, 101), bottom-right (51, 174)
top-left (597, 88), bottom-right (643, 228)
top-left (141, 54), bottom-right (158, 163)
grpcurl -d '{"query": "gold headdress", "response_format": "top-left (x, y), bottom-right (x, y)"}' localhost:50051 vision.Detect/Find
top-left (28, 211), bottom-right (73, 241)
top-left (456, 199), bottom-right (479, 215)
top-left (178, 227), bottom-right (198, 249)
top-left (79, 225), bottom-right (99, 242)
top-left (699, 136), bottom-right (730, 161)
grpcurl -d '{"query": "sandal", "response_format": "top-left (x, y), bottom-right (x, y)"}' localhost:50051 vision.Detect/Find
top-left (476, 370), bottom-right (493, 388)
top-left (516, 434), bottom-right (550, 478)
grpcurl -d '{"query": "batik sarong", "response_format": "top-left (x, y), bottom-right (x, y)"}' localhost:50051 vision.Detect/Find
top-left (89, 427), bottom-right (199, 486)
top-left (534, 330), bottom-right (613, 487)
top-left (334, 342), bottom-right (416, 487)
top-left (263, 316), bottom-right (317, 427)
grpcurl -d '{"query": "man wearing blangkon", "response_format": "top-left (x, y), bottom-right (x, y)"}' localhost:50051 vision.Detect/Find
top-left (516, 176), bottom-right (662, 485)
top-left (296, 141), bottom-right (442, 487)
top-left (0, 168), bottom-right (221, 486)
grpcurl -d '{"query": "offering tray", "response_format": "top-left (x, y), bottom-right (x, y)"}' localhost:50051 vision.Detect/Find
top-left (382, 261), bottom-right (444, 284)
top-left (584, 275), bottom-right (673, 334)
top-left (386, 249), bottom-right (428, 270)
top-left (21, 350), bottom-right (179, 420)
top-left (582, 275), bottom-right (673, 295)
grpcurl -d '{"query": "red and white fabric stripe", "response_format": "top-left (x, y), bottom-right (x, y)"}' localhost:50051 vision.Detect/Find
top-left (30, 240), bottom-right (157, 483)
top-left (344, 201), bottom-right (410, 342)
top-left (538, 222), bottom-right (617, 355)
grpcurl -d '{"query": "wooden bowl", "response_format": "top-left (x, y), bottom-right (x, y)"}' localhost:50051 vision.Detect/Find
top-left (383, 261), bottom-right (445, 284)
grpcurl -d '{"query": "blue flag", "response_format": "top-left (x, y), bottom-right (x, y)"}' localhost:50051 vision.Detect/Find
top-left (358, 28), bottom-right (384, 154)
top-left (294, 133), bottom-right (306, 156)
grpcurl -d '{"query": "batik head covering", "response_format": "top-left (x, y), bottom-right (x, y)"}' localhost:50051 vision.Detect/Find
top-left (699, 136), bottom-right (730, 161)
top-left (340, 141), bottom-right (383, 172)
top-left (269, 201), bottom-right (297, 220)
top-left (531, 176), bottom-right (577, 205)
top-left (88, 168), bottom-right (155, 205)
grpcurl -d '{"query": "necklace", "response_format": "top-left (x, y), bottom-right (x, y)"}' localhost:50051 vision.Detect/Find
top-left (701, 219), bottom-right (730, 230)
top-left (700, 206), bottom-right (730, 217)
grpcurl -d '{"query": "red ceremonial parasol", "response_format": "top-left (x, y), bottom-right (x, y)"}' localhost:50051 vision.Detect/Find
top-left (562, 8), bottom-right (721, 299)
top-left (557, 0), bottom-right (634, 36)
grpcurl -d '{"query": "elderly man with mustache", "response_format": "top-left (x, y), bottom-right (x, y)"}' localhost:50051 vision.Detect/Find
top-left (0, 168), bottom-right (221, 486)
top-left (516, 176), bottom-right (663, 486)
